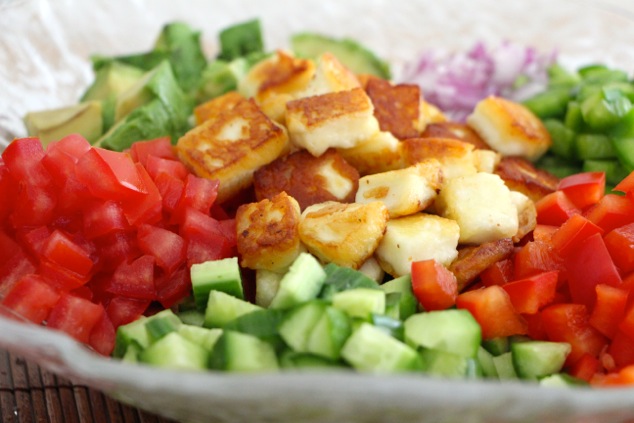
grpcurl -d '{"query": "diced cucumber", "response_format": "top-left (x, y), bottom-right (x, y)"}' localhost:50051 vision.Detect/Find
top-left (481, 337), bottom-right (510, 356)
top-left (404, 309), bottom-right (481, 359)
top-left (177, 325), bottom-right (223, 351)
top-left (209, 330), bottom-right (278, 372)
top-left (492, 351), bottom-right (518, 380)
top-left (384, 292), bottom-right (402, 320)
top-left (319, 262), bottom-right (380, 300)
top-left (278, 301), bottom-right (327, 352)
top-left (380, 275), bottom-right (417, 320)
top-left (511, 341), bottom-right (571, 380)
top-left (269, 253), bottom-right (326, 309)
top-left (341, 323), bottom-right (421, 372)
top-left (145, 309), bottom-right (182, 343)
top-left (191, 257), bottom-right (243, 309)
top-left (279, 350), bottom-right (345, 370)
top-left (204, 290), bottom-right (262, 328)
top-left (177, 309), bottom-right (205, 327)
top-left (477, 346), bottom-right (498, 378)
top-left (223, 308), bottom-right (286, 349)
top-left (371, 313), bottom-right (404, 341)
top-left (113, 316), bottom-right (150, 358)
top-left (254, 269), bottom-right (283, 308)
top-left (306, 306), bottom-right (352, 360)
top-left (139, 332), bottom-right (208, 371)
top-left (419, 348), bottom-right (470, 378)
top-left (121, 342), bottom-right (142, 364)
top-left (332, 288), bottom-right (386, 319)
top-left (539, 373), bottom-right (588, 387)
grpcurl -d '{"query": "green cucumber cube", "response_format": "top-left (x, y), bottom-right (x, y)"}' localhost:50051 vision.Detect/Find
top-left (191, 257), bottom-right (243, 309)
top-left (269, 253), bottom-right (326, 309)
top-left (210, 330), bottom-right (278, 372)
top-left (139, 332), bottom-right (208, 371)
top-left (512, 341), bottom-right (571, 380)
top-left (332, 288), bottom-right (386, 319)
top-left (204, 290), bottom-right (262, 328)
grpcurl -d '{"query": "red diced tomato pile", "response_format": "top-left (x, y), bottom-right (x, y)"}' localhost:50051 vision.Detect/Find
top-left (411, 171), bottom-right (634, 387)
top-left (0, 135), bottom-right (236, 355)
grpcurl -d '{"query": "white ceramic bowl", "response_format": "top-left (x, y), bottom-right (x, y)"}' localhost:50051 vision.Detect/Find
top-left (1, 1), bottom-right (634, 422)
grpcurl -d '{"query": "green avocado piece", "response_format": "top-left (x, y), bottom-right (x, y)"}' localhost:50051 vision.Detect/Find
top-left (24, 101), bottom-right (103, 145)
top-left (291, 32), bottom-right (391, 79)
top-left (80, 61), bottom-right (145, 103)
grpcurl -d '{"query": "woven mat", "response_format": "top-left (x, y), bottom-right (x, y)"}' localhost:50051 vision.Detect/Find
top-left (0, 349), bottom-right (177, 423)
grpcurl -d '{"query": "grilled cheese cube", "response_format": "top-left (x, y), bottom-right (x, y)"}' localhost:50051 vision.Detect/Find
top-left (193, 91), bottom-right (244, 125)
top-left (299, 201), bottom-right (389, 269)
top-left (365, 77), bottom-right (422, 140)
top-left (338, 130), bottom-right (405, 176)
top-left (402, 137), bottom-right (478, 182)
top-left (375, 213), bottom-right (460, 277)
top-left (417, 99), bottom-right (447, 132)
top-left (467, 96), bottom-right (551, 161)
top-left (494, 156), bottom-right (559, 202)
top-left (253, 148), bottom-right (359, 210)
top-left (297, 52), bottom-right (361, 98)
top-left (286, 87), bottom-right (380, 157)
top-left (474, 149), bottom-right (501, 173)
top-left (421, 122), bottom-right (491, 150)
top-left (435, 172), bottom-right (519, 245)
top-left (510, 190), bottom-right (537, 243)
top-left (176, 97), bottom-right (290, 203)
top-left (238, 50), bottom-right (316, 124)
top-left (357, 256), bottom-right (385, 283)
top-left (236, 192), bottom-right (303, 272)
top-left (355, 159), bottom-right (442, 218)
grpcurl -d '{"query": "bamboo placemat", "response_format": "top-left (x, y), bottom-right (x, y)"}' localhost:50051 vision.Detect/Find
top-left (0, 349), bottom-right (177, 423)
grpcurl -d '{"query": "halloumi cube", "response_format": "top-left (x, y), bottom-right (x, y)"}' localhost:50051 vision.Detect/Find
top-left (510, 190), bottom-right (537, 243)
top-left (467, 95), bottom-right (551, 162)
top-left (417, 99), bottom-right (447, 132)
top-left (435, 172), bottom-right (519, 245)
top-left (421, 121), bottom-right (491, 150)
top-left (176, 97), bottom-right (290, 203)
top-left (375, 213), bottom-right (460, 277)
top-left (236, 192), bottom-right (303, 272)
top-left (193, 91), bottom-right (244, 125)
top-left (285, 87), bottom-right (380, 156)
top-left (297, 52), bottom-right (361, 98)
top-left (238, 50), bottom-right (316, 124)
top-left (401, 137), bottom-right (478, 182)
top-left (337, 130), bottom-right (405, 176)
top-left (365, 77), bottom-right (422, 140)
top-left (357, 256), bottom-right (385, 283)
top-left (299, 201), bottom-right (389, 269)
top-left (253, 148), bottom-right (359, 210)
top-left (474, 149), bottom-right (501, 174)
top-left (494, 156), bottom-right (559, 202)
top-left (355, 159), bottom-right (442, 218)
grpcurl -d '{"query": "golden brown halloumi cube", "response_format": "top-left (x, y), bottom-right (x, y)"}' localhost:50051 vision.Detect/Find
top-left (510, 190), bottom-right (537, 243)
top-left (253, 148), bottom-right (359, 210)
top-left (494, 156), bottom-right (559, 202)
top-left (297, 52), bottom-right (361, 98)
top-left (365, 77), bottom-right (422, 140)
top-left (421, 122), bottom-right (491, 150)
top-left (176, 97), bottom-right (290, 203)
top-left (193, 91), bottom-right (244, 125)
top-left (355, 159), bottom-right (442, 218)
top-left (401, 137), bottom-right (478, 182)
top-left (435, 172), bottom-right (519, 245)
top-left (417, 99), bottom-right (447, 132)
top-left (337, 130), bottom-right (405, 176)
top-left (238, 50), bottom-right (316, 124)
top-left (285, 87), bottom-right (380, 157)
top-left (375, 213), bottom-right (460, 277)
top-left (466, 95), bottom-right (551, 162)
top-left (298, 201), bottom-right (389, 269)
top-left (236, 192), bottom-right (303, 272)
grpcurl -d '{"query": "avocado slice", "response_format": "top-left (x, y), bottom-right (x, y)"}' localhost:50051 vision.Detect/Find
top-left (81, 61), bottom-right (145, 103)
top-left (291, 33), bottom-right (391, 79)
top-left (24, 101), bottom-right (103, 146)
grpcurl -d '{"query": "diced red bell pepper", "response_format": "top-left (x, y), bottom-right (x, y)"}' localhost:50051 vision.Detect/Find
top-left (88, 312), bottom-right (116, 356)
top-left (564, 233), bottom-right (622, 309)
top-left (1, 137), bottom-right (51, 188)
top-left (128, 137), bottom-right (176, 167)
top-left (557, 171), bottom-right (606, 211)
top-left (532, 224), bottom-right (559, 243)
top-left (137, 224), bottom-right (186, 274)
top-left (47, 293), bottom-right (105, 344)
top-left (145, 155), bottom-right (189, 182)
top-left (608, 330), bottom-right (634, 369)
top-left (535, 190), bottom-right (580, 226)
top-left (584, 193), bottom-right (634, 233)
top-left (589, 284), bottom-right (628, 339)
top-left (569, 353), bottom-right (601, 383)
top-left (106, 296), bottom-right (150, 327)
top-left (613, 171), bottom-right (634, 195)
top-left (104, 255), bottom-right (157, 300)
top-left (513, 240), bottom-right (565, 282)
top-left (540, 303), bottom-right (608, 366)
top-left (502, 270), bottom-right (558, 314)
top-left (480, 259), bottom-right (514, 287)
top-left (523, 312), bottom-right (547, 340)
top-left (82, 200), bottom-right (130, 239)
top-left (120, 163), bottom-right (163, 226)
top-left (604, 222), bottom-right (634, 274)
top-left (1, 274), bottom-right (60, 324)
top-left (411, 259), bottom-right (458, 311)
top-left (551, 214), bottom-right (603, 257)
top-left (456, 285), bottom-right (527, 340)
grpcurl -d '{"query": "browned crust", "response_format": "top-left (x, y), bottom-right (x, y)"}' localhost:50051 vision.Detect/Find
top-left (365, 77), bottom-right (421, 140)
top-left (448, 238), bottom-right (515, 291)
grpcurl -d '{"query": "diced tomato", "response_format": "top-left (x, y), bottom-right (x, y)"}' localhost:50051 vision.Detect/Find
top-left (456, 285), bottom-right (527, 340)
top-left (551, 214), bottom-right (603, 258)
top-left (218, 218), bottom-right (237, 246)
top-left (106, 296), bottom-right (150, 327)
top-left (15, 226), bottom-right (51, 258)
top-left (589, 284), bottom-right (628, 339)
top-left (145, 155), bottom-right (189, 182)
top-left (120, 164), bottom-right (163, 226)
top-left (480, 259), bottom-right (514, 287)
top-left (1, 137), bottom-right (51, 188)
top-left (180, 207), bottom-right (235, 266)
top-left (569, 353), bottom-right (601, 383)
top-left (502, 270), bottom-right (558, 314)
top-left (47, 293), bottom-right (105, 344)
top-left (0, 249), bottom-right (36, 297)
top-left (608, 330), bottom-right (634, 369)
top-left (604, 222), bottom-right (634, 274)
top-left (128, 137), bottom-right (176, 167)
top-left (41, 230), bottom-right (94, 279)
top-left (535, 190), bottom-right (580, 226)
top-left (10, 182), bottom-right (57, 228)
top-left (557, 171), bottom-right (606, 211)
top-left (38, 259), bottom-right (88, 291)
top-left (0, 163), bottom-right (18, 221)
top-left (0, 229), bottom-right (21, 264)
top-left (42, 134), bottom-right (91, 181)
top-left (564, 233), bottom-right (622, 309)
top-left (540, 303), bottom-right (608, 366)
top-left (154, 172), bottom-right (185, 213)
top-left (94, 231), bottom-right (141, 273)
top-left (137, 224), bottom-right (186, 274)
top-left (170, 174), bottom-right (220, 224)
top-left (46, 134), bottom-right (91, 160)
top-left (154, 267), bottom-right (191, 309)
top-left (104, 255), bottom-right (157, 300)
top-left (584, 193), bottom-right (634, 233)
top-left (82, 200), bottom-right (130, 239)
top-left (411, 259), bottom-right (458, 311)
top-left (1, 274), bottom-right (60, 324)
top-left (88, 312), bottom-right (116, 356)
top-left (513, 240), bottom-right (565, 282)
